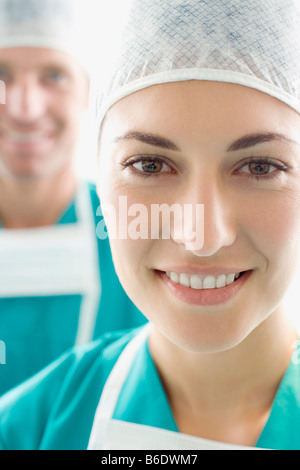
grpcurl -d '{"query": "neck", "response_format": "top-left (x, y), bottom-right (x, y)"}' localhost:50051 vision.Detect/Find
top-left (149, 307), bottom-right (298, 444)
top-left (0, 167), bottom-right (78, 228)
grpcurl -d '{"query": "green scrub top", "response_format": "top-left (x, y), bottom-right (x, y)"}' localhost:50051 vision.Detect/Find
top-left (0, 328), bottom-right (300, 450)
top-left (0, 182), bottom-right (146, 396)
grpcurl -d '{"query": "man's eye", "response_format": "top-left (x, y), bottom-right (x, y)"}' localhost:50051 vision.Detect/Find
top-left (43, 70), bottom-right (67, 84)
top-left (0, 68), bottom-right (10, 83)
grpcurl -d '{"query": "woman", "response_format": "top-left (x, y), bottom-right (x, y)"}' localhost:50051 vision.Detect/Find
top-left (1, 0), bottom-right (300, 450)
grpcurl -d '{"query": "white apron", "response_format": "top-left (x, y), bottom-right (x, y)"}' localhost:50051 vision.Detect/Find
top-left (0, 182), bottom-right (101, 345)
top-left (88, 325), bottom-right (260, 451)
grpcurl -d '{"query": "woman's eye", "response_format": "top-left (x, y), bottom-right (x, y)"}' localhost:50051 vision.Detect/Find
top-left (127, 157), bottom-right (174, 175)
top-left (235, 158), bottom-right (288, 179)
top-left (242, 161), bottom-right (275, 175)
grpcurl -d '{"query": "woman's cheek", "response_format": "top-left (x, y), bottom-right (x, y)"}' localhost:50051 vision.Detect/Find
top-left (245, 190), bottom-right (300, 270)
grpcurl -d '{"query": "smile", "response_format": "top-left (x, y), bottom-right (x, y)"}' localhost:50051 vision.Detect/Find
top-left (165, 271), bottom-right (242, 290)
top-left (160, 270), bottom-right (251, 306)
top-left (4, 130), bottom-right (50, 144)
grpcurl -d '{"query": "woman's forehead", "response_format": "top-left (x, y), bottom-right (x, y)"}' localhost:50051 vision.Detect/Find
top-left (102, 81), bottom-right (300, 144)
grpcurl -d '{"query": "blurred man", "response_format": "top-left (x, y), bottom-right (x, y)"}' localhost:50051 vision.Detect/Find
top-left (0, 0), bottom-right (145, 396)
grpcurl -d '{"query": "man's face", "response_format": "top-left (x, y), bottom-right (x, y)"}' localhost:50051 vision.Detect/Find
top-left (0, 47), bottom-right (89, 181)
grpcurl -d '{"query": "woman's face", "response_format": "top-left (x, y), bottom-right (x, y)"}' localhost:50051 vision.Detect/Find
top-left (98, 81), bottom-right (300, 353)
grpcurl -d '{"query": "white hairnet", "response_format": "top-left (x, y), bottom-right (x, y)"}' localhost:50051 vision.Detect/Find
top-left (95, 0), bottom-right (300, 127)
top-left (0, 0), bottom-right (97, 75)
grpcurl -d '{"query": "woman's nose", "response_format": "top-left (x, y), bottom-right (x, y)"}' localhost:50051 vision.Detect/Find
top-left (171, 179), bottom-right (237, 257)
top-left (5, 79), bottom-right (47, 123)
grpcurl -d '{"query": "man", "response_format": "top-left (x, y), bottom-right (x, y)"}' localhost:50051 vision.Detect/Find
top-left (0, 0), bottom-right (145, 396)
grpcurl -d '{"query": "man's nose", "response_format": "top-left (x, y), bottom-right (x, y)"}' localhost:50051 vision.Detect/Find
top-left (5, 78), bottom-right (47, 123)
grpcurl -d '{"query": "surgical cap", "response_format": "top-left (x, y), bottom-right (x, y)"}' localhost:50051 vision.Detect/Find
top-left (95, 0), bottom-right (300, 127)
top-left (0, 0), bottom-right (96, 75)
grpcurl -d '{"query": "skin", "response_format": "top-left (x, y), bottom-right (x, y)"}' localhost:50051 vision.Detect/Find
top-left (98, 80), bottom-right (300, 446)
top-left (0, 47), bottom-right (89, 228)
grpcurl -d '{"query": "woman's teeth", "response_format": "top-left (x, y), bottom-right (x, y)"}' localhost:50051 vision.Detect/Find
top-left (165, 271), bottom-right (241, 289)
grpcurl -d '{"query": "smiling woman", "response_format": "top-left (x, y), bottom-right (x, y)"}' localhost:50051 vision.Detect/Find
top-left (1, 0), bottom-right (300, 451)
top-left (99, 79), bottom-right (300, 355)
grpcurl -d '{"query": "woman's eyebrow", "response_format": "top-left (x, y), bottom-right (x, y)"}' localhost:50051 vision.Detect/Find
top-left (113, 130), bottom-right (299, 152)
top-left (227, 132), bottom-right (299, 152)
top-left (113, 131), bottom-right (180, 151)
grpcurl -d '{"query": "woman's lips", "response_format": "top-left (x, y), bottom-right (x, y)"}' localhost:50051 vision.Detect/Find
top-left (157, 270), bottom-right (252, 306)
